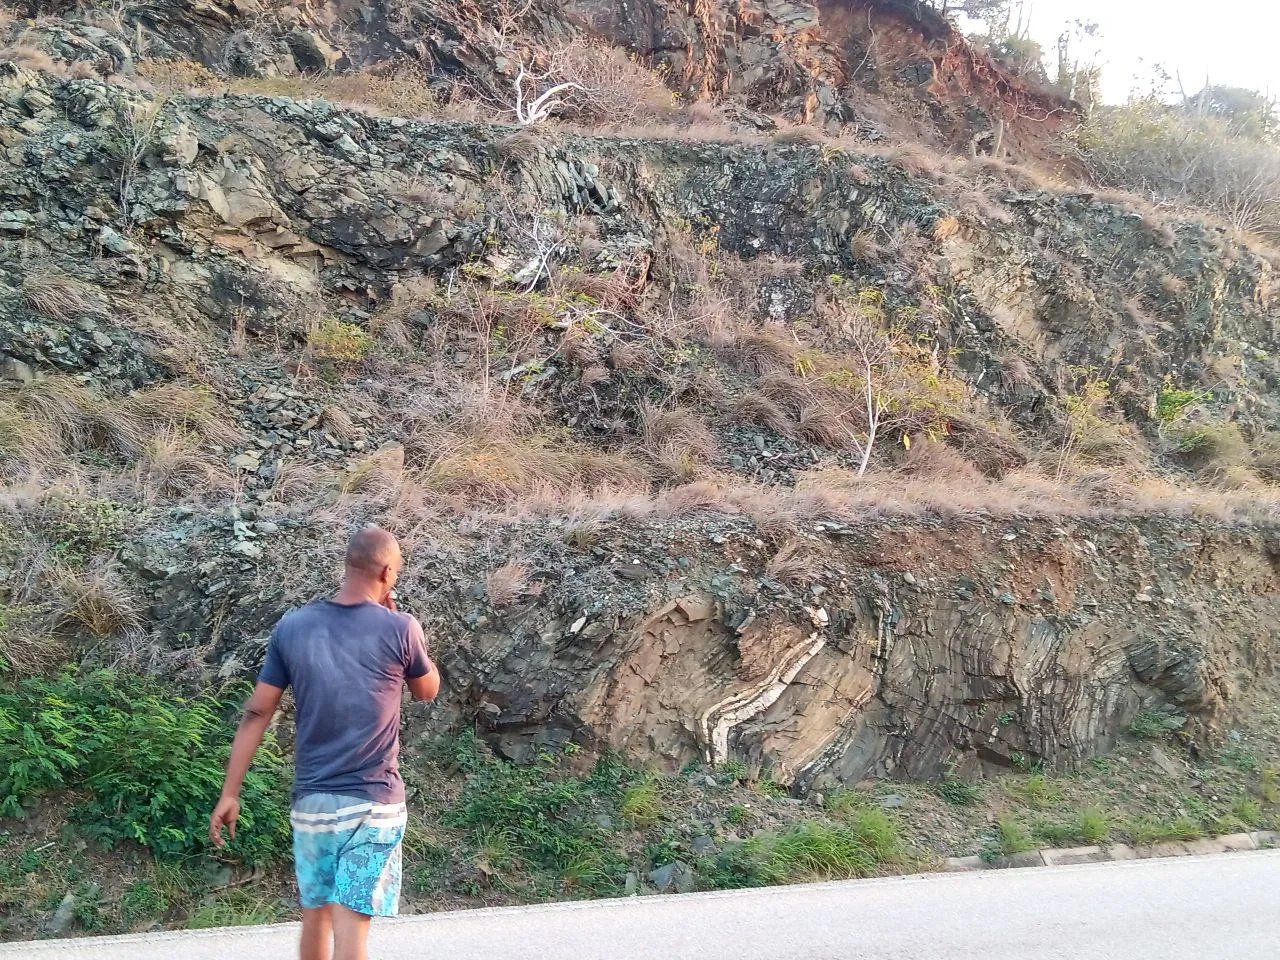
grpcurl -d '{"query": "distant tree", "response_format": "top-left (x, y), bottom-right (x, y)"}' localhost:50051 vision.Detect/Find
top-left (966, 0), bottom-right (1048, 82)
top-left (1055, 19), bottom-right (1102, 113)
top-left (1181, 84), bottom-right (1278, 141)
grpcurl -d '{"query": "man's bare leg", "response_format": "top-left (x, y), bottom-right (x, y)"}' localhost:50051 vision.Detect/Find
top-left (300, 905), bottom-right (333, 960)
top-left (332, 904), bottom-right (373, 960)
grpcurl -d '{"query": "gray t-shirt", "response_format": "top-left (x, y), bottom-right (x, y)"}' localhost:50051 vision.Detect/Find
top-left (258, 599), bottom-right (431, 803)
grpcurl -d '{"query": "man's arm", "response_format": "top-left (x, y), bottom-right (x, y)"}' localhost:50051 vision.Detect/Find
top-left (407, 663), bottom-right (440, 702)
top-left (209, 681), bottom-right (284, 849)
top-left (402, 614), bottom-right (440, 702)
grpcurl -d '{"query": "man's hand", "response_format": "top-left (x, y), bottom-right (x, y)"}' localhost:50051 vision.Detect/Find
top-left (382, 590), bottom-right (398, 612)
top-left (212, 681), bottom-right (283, 851)
top-left (209, 794), bottom-right (240, 849)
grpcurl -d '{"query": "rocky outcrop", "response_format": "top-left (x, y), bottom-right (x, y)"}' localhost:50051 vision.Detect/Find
top-left (3, 73), bottom-right (1277, 436)
top-left (2, 34), bottom-right (1278, 797)
top-left (8, 0), bottom-right (1074, 148)
top-left (394, 514), bottom-right (1277, 790)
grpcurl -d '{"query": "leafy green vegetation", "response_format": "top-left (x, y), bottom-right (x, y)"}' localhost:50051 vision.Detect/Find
top-left (936, 774), bottom-right (983, 806)
top-left (0, 669), bottom-right (290, 863)
top-left (446, 732), bottom-right (631, 895)
top-left (120, 879), bottom-right (168, 929)
top-left (1155, 385), bottom-right (1210, 423)
top-left (619, 780), bottom-right (664, 828)
top-left (186, 889), bottom-right (281, 929)
top-left (1034, 808), bottom-right (1112, 846)
top-left (1219, 744), bottom-right (1258, 772)
top-left (41, 497), bottom-right (142, 561)
top-left (710, 812), bottom-right (906, 888)
top-left (995, 818), bottom-right (1035, 857)
top-left (1128, 815), bottom-right (1203, 845)
top-left (1127, 709), bottom-right (1185, 740)
top-left (1005, 774), bottom-right (1061, 811)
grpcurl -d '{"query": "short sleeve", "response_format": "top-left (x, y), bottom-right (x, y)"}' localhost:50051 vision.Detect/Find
top-left (258, 623), bottom-right (291, 689)
top-left (403, 617), bottom-right (431, 679)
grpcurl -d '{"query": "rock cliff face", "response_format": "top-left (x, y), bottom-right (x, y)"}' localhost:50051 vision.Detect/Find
top-left (409, 514), bottom-right (1280, 788)
top-left (2, 5), bottom-right (1279, 794)
top-left (8, 0), bottom-right (1073, 146)
top-left (3, 73), bottom-right (1277, 434)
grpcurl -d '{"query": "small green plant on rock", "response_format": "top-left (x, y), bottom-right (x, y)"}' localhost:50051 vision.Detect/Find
top-left (936, 773), bottom-right (982, 806)
top-left (1129, 816), bottom-right (1203, 846)
top-left (711, 814), bottom-right (905, 888)
top-left (619, 780), bottom-right (664, 829)
top-left (308, 318), bottom-right (372, 365)
top-left (1127, 709), bottom-right (1185, 740)
top-left (1156, 388), bottom-right (1208, 423)
top-left (1006, 774), bottom-right (1061, 810)
top-left (1219, 744), bottom-right (1258, 772)
top-left (717, 759), bottom-right (749, 785)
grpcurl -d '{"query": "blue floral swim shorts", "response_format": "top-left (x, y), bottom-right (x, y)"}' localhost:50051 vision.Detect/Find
top-left (290, 793), bottom-right (407, 917)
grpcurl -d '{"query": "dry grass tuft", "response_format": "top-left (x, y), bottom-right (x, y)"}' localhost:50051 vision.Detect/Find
top-left (270, 460), bottom-right (336, 509)
top-left (897, 439), bottom-right (985, 484)
top-left (1254, 433), bottom-right (1280, 484)
top-left (724, 324), bottom-right (799, 375)
top-left (20, 265), bottom-right (109, 322)
top-left (733, 391), bottom-right (796, 438)
top-left (339, 446), bottom-right (406, 498)
top-left (765, 540), bottom-right (821, 585)
top-left (485, 561), bottom-right (531, 607)
top-left (417, 434), bottom-right (647, 508)
top-left (51, 563), bottom-right (142, 637)
top-left (641, 403), bottom-right (719, 482)
top-left (130, 428), bottom-right (229, 500)
top-left (1, 378), bottom-right (239, 473)
top-left (320, 405), bottom-right (361, 442)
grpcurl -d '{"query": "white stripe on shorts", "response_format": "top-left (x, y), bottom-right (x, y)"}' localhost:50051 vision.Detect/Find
top-left (289, 801), bottom-right (406, 824)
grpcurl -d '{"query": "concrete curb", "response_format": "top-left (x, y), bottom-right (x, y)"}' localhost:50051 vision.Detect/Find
top-left (945, 831), bottom-right (1279, 872)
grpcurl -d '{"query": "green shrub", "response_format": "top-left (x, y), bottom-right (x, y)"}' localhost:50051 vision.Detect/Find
top-left (1073, 98), bottom-right (1280, 240)
top-left (996, 818), bottom-right (1035, 856)
top-left (825, 789), bottom-right (877, 819)
top-left (1127, 709), bottom-right (1185, 740)
top-left (446, 731), bottom-right (629, 894)
top-left (936, 774), bottom-right (983, 806)
top-left (711, 813), bottom-right (905, 888)
top-left (41, 496), bottom-right (141, 560)
top-left (308, 318), bottom-right (372, 365)
top-left (1034, 807), bottom-right (1112, 847)
top-left (1156, 385), bottom-right (1209, 423)
top-left (725, 805), bottom-right (749, 825)
top-left (1076, 808), bottom-right (1112, 844)
top-left (619, 781), bottom-right (664, 829)
top-left (1129, 816), bottom-right (1203, 845)
top-left (1005, 774), bottom-right (1061, 811)
top-left (0, 669), bottom-right (290, 863)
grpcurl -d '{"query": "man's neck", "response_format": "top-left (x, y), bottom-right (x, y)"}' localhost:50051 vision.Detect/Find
top-left (332, 579), bottom-right (382, 606)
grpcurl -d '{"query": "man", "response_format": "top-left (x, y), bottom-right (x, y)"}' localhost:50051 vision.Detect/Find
top-left (210, 526), bottom-right (440, 960)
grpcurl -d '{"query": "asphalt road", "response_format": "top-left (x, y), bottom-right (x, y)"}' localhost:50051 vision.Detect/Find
top-left (6, 851), bottom-right (1277, 960)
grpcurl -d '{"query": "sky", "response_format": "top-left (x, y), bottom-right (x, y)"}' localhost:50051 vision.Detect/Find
top-left (969, 1), bottom-right (1280, 103)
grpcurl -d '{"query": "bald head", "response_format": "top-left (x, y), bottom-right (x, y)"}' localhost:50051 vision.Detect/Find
top-left (345, 526), bottom-right (402, 584)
